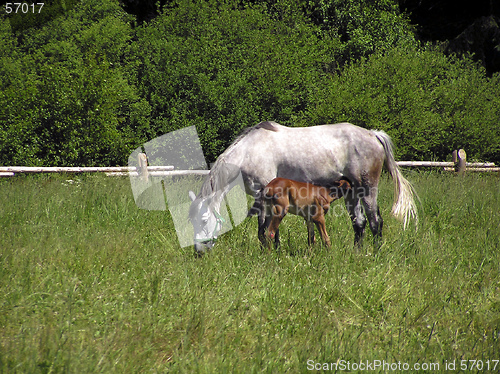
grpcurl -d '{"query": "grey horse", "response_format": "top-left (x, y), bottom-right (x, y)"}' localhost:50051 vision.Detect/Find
top-left (189, 121), bottom-right (418, 255)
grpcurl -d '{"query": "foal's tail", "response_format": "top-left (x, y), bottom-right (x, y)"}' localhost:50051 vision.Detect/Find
top-left (372, 130), bottom-right (418, 229)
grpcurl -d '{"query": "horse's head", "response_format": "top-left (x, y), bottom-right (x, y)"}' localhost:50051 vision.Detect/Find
top-left (188, 191), bottom-right (224, 256)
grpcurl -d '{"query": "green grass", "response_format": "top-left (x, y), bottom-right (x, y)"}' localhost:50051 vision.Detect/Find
top-left (1, 172), bottom-right (499, 373)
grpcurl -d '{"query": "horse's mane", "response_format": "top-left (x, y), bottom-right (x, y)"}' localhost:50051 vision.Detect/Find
top-left (230, 121), bottom-right (278, 149)
top-left (198, 121), bottom-right (279, 200)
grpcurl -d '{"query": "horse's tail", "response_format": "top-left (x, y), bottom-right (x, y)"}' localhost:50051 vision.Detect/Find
top-left (372, 130), bottom-right (418, 229)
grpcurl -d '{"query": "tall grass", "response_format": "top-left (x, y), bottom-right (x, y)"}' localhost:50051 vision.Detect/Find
top-left (1, 172), bottom-right (499, 373)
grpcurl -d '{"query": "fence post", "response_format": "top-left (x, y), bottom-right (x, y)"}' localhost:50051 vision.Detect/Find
top-left (455, 149), bottom-right (467, 174)
top-left (138, 152), bottom-right (149, 181)
top-left (452, 150), bottom-right (457, 164)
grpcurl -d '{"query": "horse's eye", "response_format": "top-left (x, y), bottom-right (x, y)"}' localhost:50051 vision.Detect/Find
top-left (201, 212), bottom-right (210, 223)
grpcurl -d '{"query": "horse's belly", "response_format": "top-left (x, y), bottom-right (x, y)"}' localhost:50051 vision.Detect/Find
top-left (287, 204), bottom-right (317, 219)
top-left (276, 163), bottom-right (343, 186)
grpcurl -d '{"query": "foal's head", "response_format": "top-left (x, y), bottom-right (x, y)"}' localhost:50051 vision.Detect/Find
top-left (329, 178), bottom-right (351, 199)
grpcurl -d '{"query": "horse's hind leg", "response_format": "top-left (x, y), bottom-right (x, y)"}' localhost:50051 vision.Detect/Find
top-left (344, 192), bottom-right (366, 251)
top-left (362, 193), bottom-right (383, 251)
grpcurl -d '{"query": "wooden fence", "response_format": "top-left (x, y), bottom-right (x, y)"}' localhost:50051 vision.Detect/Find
top-left (0, 149), bottom-right (497, 177)
top-left (397, 149), bottom-right (499, 174)
top-left (0, 166), bottom-right (211, 177)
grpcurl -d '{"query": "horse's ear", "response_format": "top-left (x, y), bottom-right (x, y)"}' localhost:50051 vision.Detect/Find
top-left (340, 178), bottom-right (352, 190)
top-left (338, 179), bottom-right (352, 197)
top-left (189, 191), bottom-right (197, 202)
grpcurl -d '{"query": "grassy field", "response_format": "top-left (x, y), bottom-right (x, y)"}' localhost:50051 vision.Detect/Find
top-left (1, 172), bottom-right (499, 373)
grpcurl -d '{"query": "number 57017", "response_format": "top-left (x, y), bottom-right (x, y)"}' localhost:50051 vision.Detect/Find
top-left (5, 3), bottom-right (44, 14)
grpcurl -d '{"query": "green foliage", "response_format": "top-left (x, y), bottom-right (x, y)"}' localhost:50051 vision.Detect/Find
top-left (0, 0), bottom-right (150, 166)
top-left (0, 0), bottom-right (499, 165)
top-left (302, 47), bottom-right (500, 162)
top-left (0, 19), bottom-right (53, 165)
top-left (130, 0), bottom-right (336, 161)
top-left (328, 0), bottom-right (417, 64)
top-left (5, 0), bottom-right (80, 33)
top-left (1, 174), bottom-right (499, 371)
top-left (251, 0), bottom-right (418, 66)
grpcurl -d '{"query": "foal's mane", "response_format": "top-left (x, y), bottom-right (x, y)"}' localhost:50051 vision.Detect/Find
top-left (198, 121), bottom-right (279, 200)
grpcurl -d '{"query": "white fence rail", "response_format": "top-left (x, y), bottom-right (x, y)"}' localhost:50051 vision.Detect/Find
top-left (0, 165), bottom-right (170, 177)
top-left (396, 149), bottom-right (499, 173)
top-left (0, 149), bottom-right (498, 177)
top-left (0, 167), bottom-right (210, 177)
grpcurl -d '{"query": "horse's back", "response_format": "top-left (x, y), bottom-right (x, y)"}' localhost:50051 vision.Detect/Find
top-left (233, 122), bottom-right (386, 194)
top-left (248, 122), bottom-right (383, 161)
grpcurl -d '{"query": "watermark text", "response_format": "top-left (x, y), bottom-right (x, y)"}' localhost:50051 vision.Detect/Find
top-left (306, 359), bottom-right (499, 371)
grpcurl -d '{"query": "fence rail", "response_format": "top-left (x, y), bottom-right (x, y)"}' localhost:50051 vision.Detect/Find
top-left (0, 149), bottom-right (497, 177)
top-left (396, 161), bottom-right (495, 168)
top-left (396, 149), bottom-right (499, 173)
top-left (0, 165), bottom-right (172, 177)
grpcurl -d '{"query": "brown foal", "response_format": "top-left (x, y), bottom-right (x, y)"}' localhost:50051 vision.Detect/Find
top-left (261, 177), bottom-right (351, 249)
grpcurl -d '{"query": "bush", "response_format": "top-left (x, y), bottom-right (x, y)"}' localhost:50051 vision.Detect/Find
top-left (301, 47), bottom-right (500, 163)
top-left (253, 0), bottom-right (418, 67)
top-left (1, 0), bottom-right (498, 166)
top-left (129, 0), bottom-right (338, 162)
top-left (0, 0), bottom-right (150, 166)
top-left (0, 20), bottom-right (40, 165)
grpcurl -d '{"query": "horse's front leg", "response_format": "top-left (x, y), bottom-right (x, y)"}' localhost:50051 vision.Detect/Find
top-left (258, 212), bottom-right (271, 248)
top-left (253, 187), bottom-right (270, 248)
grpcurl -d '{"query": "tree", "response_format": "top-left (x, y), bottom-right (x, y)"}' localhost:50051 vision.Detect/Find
top-left (130, 0), bottom-right (338, 162)
top-left (302, 47), bottom-right (500, 162)
top-left (0, 0), bottom-right (150, 166)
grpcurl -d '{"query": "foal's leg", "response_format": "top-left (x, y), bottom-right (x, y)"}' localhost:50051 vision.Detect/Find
top-left (306, 220), bottom-right (315, 247)
top-left (313, 216), bottom-right (331, 248)
top-left (267, 204), bottom-right (287, 250)
top-left (309, 202), bottom-right (331, 248)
